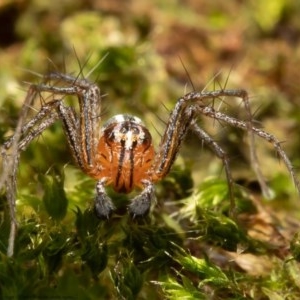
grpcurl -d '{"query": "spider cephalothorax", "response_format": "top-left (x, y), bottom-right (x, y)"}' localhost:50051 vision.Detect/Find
top-left (1, 70), bottom-right (299, 257)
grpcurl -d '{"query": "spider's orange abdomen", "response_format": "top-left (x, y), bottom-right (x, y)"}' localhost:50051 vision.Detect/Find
top-left (88, 115), bottom-right (155, 193)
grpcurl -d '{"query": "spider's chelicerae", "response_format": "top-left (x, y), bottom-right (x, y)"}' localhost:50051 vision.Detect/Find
top-left (1, 70), bottom-right (300, 257)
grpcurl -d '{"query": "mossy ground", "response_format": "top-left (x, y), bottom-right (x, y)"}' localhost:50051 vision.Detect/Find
top-left (1, 1), bottom-right (300, 299)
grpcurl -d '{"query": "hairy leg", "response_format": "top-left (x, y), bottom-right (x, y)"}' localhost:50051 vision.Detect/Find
top-left (190, 123), bottom-right (236, 216)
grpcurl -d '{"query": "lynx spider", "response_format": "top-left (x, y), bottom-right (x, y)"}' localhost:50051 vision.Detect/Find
top-left (1, 69), bottom-right (299, 257)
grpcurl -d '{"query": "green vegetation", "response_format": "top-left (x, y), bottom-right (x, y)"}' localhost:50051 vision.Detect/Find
top-left (1, 0), bottom-right (300, 299)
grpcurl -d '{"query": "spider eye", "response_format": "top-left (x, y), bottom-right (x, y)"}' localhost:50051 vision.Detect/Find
top-left (120, 127), bottom-right (128, 134)
top-left (106, 129), bottom-right (115, 142)
top-left (101, 114), bottom-right (153, 152)
top-left (139, 128), bottom-right (152, 145)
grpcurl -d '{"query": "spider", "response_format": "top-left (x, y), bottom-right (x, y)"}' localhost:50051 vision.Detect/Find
top-left (1, 70), bottom-right (300, 257)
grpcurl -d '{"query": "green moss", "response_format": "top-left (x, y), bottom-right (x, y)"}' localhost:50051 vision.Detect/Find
top-left (1, 1), bottom-right (300, 299)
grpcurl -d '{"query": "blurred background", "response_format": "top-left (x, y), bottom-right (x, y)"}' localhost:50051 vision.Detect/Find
top-left (1, 0), bottom-right (300, 298)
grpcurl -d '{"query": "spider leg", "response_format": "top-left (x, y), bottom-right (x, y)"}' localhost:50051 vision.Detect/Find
top-left (153, 89), bottom-right (298, 216)
top-left (190, 123), bottom-right (235, 215)
top-left (32, 74), bottom-right (101, 167)
top-left (1, 87), bottom-right (40, 257)
top-left (0, 87), bottom-right (38, 188)
top-left (31, 75), bottom-right (116, 219)
top-left (1, 96), bottom-right (59, 257)
top-left (1, 151), bottom-right (19, 257)
top-left (45, 72), bottom-right (92, 88)
top-left (55, 102), bottom-right (84, 169)
top-left (215, 89), bottom-right (272, 198)
top-left (128, 180), bottom-right (156, 217)
top-left (199, 104), bottom-right (300, 195)
top-left (152, 90), bottom-right (252, 180)
top-left (4, 103), bottom-right (60, 152)
top-left (2, 73), bottom-right (103, 255)
top-left (35, 74), bottom-right (116, 217)
top-left (193, 88), bottom-right (271, 198)
top-left (152, 99), bottom-right (196, 181)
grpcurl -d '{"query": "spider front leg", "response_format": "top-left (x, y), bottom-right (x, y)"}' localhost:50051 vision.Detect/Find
top-left (33, 73), bottom-right (102, 167)
top-left (33, 74), bottom-right (112, 217)
top-left (55, 98), bottom-right (117, 218)
top-left (2, 72), bottom-right (102, 255)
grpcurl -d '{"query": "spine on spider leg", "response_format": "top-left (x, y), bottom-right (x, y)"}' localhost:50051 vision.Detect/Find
top-left (57, 103), bottom-right (82, 164)
top-left (240, 90), bottom-right (273, 198)
top-left (196, 88), bottom-right (269, 196)
top-left (190, 123), bottom-right (236, 214)
top-left (252, 127), bottom-right (300, 196)
top-left (200, 105), bottom-right (300, 197)
top-left (78, 85), bottom-right (101, 167)
top-left (153, 96), bottom-right (196, 180)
